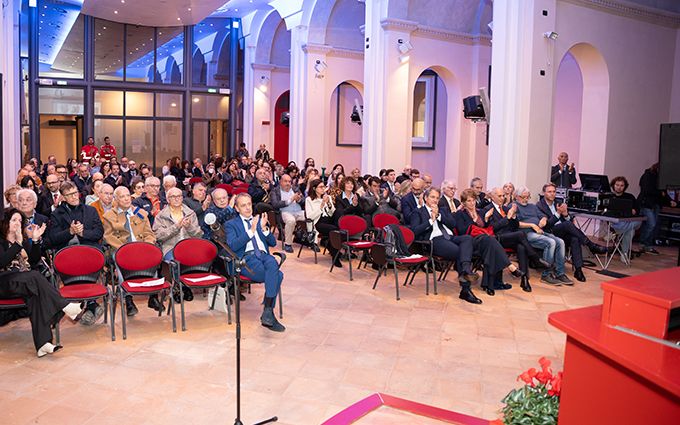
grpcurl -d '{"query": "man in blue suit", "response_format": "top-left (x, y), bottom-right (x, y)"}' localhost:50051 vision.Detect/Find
top-left (400, 178), bottom-right (425, 225)
top-left (224, 193), bottom-right (285, 332)
top-left (410, 187), bottom-right (481, 304)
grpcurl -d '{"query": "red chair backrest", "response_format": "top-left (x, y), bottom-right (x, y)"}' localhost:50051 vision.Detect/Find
top-left (399, 226), bottom-right (415, 245)
top-left (115, 242), bottom-right (162, 279)
top-left (339, 215), bottom-right (367, 237)
top-left (216, 184), bottom-right (234, 195)
top-left (54, 245), bottom-right (106, 285)
top-left (174, 238), bottom-right (217, 266)
top-left (189, 177), bottom-right (202, 185)
top-left (373, 213), bottom-right (399, 229)
top-left (233, 187), bottom-right (248, 195)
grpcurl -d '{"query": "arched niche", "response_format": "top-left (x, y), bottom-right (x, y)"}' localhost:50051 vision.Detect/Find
top-left (409, 65), bottom-right (463, 186)
top-left (330, 81), bottom-right (363, 146)
top-left (274, 91), bottom-right (290, 165)
top-left (552, 43), bottom-right (610, 182)
top-left (192, 48), bottom-right (207, 85)
top-left (270, 20), bottom-right (291, 67)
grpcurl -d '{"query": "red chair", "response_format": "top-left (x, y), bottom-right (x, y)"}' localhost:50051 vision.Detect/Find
top-left (372, 213), bottom-right (399, 230)
top-left (231, 180), bottom-right (244, 187)
top-left (114, 242), bottom-right (176, 339)
top-left (233, 186), bottom-right (248, 195)
top-left (329, 215), bottom-right (376, 281)
top-left (371, 225), bottom-right (433, 300)
top-left (189, 177), bottom-right (202, 186)
top-left (172, 238), bottom-right (229, 331)
top-left (53, 245), bottom-right (114, 343)
top-left (216, 183), bottom-right (234, 195)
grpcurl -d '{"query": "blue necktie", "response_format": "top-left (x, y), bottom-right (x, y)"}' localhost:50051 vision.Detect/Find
top-left (245, 219), bottom-right (262, 258)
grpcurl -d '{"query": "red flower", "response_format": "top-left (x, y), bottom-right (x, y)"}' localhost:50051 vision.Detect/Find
top-left (519, 371), bottom-right (533, 384)
top-left (489, 420), bottom-right (505, 425)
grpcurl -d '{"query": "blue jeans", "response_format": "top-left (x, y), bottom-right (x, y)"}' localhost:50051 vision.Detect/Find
top-left (611, 221), bottom-right (642, 256)
top-left (639, 206), bottom-right (659, 248)
top-left (526, 232), bottom-right (566, 277)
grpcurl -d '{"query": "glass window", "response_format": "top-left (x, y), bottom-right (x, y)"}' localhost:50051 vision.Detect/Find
top-left (38, 87), bottom-right (84, 115)
top-left (94, 19), bottom-right (124, 81)
top-left (191, 94), bottom-right (229, 119)
top-left (125, 91), bottom-right (154, 117)
top-left (192, 121), bottom-right (209, 163)
top-left (94, 90), bottom-right (123, 116)
top-left (21, 58), bottom-right (29, 125)
top-left (156, 121), bottom-right (183, 175)
top-left (126, 120), bottom-right (155, 172)
top-left (38, 1), bottom-right (84, 79)
top-left (93, 119), bottom-right (123, 156)
top-left (156, 93), bottom-right (183, 118)
top-left (412, 72), bottom-right (437, 149)
top-left (157, 27), bottom-right (184, 84)
top-left (125, 25), bottom-right (156, 82)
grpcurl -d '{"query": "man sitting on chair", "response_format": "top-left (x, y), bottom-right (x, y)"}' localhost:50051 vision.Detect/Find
top-left (225, 193), bottom-right (285, 332)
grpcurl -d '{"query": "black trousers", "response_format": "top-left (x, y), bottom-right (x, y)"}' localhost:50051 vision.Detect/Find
top-left (315, 216), bottom-right (339, 259)
top-left (471, 235), bottom-right (511, 289)
top-left (551, 221), bottom-right (590, 268)
top-left (432, 235), bottom-right (473, 288)
top-left (496, 231), bottom-right (536, 276)
top-left (0, 270), bottom-right (68, 351)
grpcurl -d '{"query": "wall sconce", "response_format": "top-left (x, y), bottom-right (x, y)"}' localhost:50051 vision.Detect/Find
top-left (543, 31), bottom-right (559, 41)
top-left (398, 55), bottom-right (410, 64)
top-left (315, 73), bottom-right (325, 79)
top-left (259, 76), bottom-right (270, 92)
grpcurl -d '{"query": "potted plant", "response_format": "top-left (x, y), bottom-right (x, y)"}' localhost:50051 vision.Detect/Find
top-left (491, 357), bottom-right (563, 425)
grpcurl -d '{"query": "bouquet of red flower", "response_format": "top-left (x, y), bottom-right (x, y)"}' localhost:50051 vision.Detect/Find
top-left (491, 357), bottom-right (563, 425)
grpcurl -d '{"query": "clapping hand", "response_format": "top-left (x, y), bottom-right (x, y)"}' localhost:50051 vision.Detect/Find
top-left (73, 221), bottom-right (84, 236)
top-left (250, 215), bottom-right (259, 233)
top-left (260, 212), bottom-right (269, 229)
top-left (569, 162), bottom-right (575, 172)
top-left (539, 217), bottom-right (547, 228)
top-left (202, 194), bottom-right (211, 211)
top-left (351, 195), bottom-right (358, 206)
top-left (28, 223), bottom-right (46, 241)
top-left (557, 203), bottom-right (568, 216)
top-left (430, 205), bottom-right (439, 222)
top-left (508, 204), bottom-right (517, 219)
top-left (485, 208), bottom-right (494, 221)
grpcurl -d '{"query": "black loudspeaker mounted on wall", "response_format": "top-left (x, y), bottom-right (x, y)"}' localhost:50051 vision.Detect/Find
top-left (659, 123), bottom-right (680, 190)
top-left (462, 95), bottom-right (485, 119)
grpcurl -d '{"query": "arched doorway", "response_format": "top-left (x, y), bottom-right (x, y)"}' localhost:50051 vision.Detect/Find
top-left (274, 91), bottom-right (290, 165)
top-left (552, 43), bottom-right (610, 183)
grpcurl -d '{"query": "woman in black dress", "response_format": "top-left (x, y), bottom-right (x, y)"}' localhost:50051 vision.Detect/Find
top-left (0, 208), bottom-right (82, 357)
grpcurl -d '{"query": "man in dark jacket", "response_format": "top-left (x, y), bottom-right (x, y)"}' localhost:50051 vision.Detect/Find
top-left (410, 187), bottom-right (479, 304)
top-left (248, 168), bottom-right (273, 213)
top-left (637, 163), bottom-right (677, 254)
top-left (536, 183), bottom-right (608, 282)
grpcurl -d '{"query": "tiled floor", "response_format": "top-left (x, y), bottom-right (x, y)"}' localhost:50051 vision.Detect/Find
top-left (0, 244), bottom-right (677, 425)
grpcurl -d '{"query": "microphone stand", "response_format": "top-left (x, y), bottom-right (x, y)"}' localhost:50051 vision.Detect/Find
top-left (210, 221), bottom-right (278, 425)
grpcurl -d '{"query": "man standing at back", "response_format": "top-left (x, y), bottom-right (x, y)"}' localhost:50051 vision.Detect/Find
top-left (100, 136), bottom-right (117, 162)
top-left (551, 152), bottom-right (576, 188)
top-left (225, 194), bottom-right (285, 332)
top-left (81, 137), bottom-right (98, 162)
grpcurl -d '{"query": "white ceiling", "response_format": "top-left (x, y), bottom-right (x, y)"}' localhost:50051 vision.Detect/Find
top-left (80, 0), bottom-right (274, 26)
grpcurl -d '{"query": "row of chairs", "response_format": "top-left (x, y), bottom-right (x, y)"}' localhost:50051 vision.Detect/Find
top-left (1, 237), bottom-right (283, 345)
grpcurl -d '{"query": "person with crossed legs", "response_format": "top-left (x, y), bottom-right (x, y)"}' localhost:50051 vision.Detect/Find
top-left (224, 193), bottom-right (285, 332)
top-left (410, 187), bottom-right (480, 304)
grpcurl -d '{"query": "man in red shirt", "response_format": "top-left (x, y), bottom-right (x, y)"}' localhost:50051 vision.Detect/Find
top-left (81, 137), bottom-right (98, 162)
top-left (99, 136), bottom-right (116, 162)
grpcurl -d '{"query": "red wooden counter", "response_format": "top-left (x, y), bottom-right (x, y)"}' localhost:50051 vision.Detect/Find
top-left (548, 267), bottom-right (680, 424)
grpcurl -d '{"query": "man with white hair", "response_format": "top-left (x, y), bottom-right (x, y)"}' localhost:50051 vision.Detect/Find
top-left (513, 186), bottom-right (571, 286)
top-left (103, 186), bottom-right (157, 315)
top-left (132, 176), bottom-right (167, 227)
top-left (438, 180), bottom-right (460, 211)
top-left (91, 183), bottom-right (116, 222)
top-left (192, 158), bottom-right (205, 177)
top-left (270, 174), bottom-right (306, 253)
top-left (16, 189), bottom-right (50, 245)
top-left (159, 174), bottom-right (177, 205)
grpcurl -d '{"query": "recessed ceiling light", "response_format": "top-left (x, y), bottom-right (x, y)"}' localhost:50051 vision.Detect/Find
top-left (114, 11), bottom-right (118, 14)
top-left (188, 7), bottom-right (191, 10)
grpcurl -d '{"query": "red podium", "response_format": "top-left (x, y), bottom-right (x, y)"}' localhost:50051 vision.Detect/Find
top-left (549, 267), bottom-right (680, 424)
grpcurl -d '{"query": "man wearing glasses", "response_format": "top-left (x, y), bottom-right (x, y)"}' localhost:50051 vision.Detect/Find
top-left (48, 182), bottom-right (106, 325)
top-left (513, 186), bottom-right (571, 286)
top-left (38, 174), bottom-right (62, 218)
top-left (132, 176), bottom-right (167, 227)
top-left (439, 180), bottom-right (461, 211)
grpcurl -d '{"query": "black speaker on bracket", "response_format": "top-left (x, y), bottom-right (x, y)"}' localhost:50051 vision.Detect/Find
top-left (659, 123), bottom-right (680, 190)
top-left (462, 95), bottom-right (485, 119)
top-left (280, 111), bottom-right (290, 127)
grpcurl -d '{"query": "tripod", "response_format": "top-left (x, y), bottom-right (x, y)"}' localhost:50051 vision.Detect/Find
top-left (209, 219), bottom-right (278, 425)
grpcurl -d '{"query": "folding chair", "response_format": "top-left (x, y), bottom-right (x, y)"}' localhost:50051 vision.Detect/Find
top-left (329, 215), bottom-right (376, 281)
top-left (233, 186), bottom-right (248, 195)
top-left (189, 177), bottom-right (202, 186)
top-left (371, 225), bottom-right (432, 300)
top-left (52, 245), bottom-right (114, 343)
top-left (114, 242), bottom-right (176, 339)
top-left (171, 238), bottom-right (229, 331)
